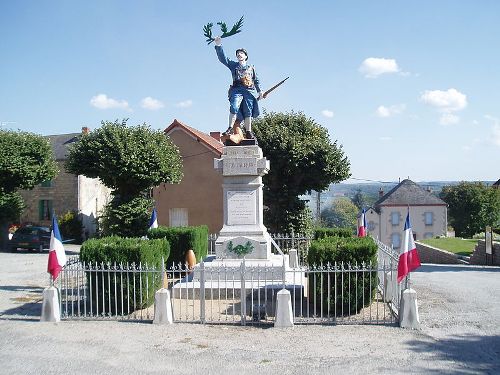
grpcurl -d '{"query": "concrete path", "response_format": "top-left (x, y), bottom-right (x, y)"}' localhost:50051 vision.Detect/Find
top-left (0, 248), bottom-right (499, 374)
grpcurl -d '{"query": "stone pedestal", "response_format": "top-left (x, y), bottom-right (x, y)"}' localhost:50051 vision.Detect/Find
top-left (214, 145), bottom-right (270, 260)
top-left (40, 286), bottom-right (60, 322)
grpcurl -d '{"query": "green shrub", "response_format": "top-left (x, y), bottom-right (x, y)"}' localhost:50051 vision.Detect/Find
top-left (79, 236), bottom-right (170, 315)
top-left (58, 210), bottom-right (83, 244)
top-left (307, 236), bottom-right (378, 315)
top-left (314, 227), bottom-right (353, 240)
top-left (99, 196), bottom-right (153, 238)
top-left (148, 225), bottom-right (208, 265)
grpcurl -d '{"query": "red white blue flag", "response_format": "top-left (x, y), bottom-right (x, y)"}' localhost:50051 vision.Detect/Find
top-left (397, 211), bottom-right (421, 283)
top-left (357, 208), bottom-right (367, 237)
top-left (149, 207), bottom-right (158, 230)
top-left (47, 215), bottom-right (67, 281)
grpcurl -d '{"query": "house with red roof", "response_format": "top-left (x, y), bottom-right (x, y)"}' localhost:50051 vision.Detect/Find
top-left (153, 119), bottom-right (224, 233)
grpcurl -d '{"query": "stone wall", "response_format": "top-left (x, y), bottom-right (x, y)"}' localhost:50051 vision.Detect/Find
top-left (470, 240), bottom-right (500, 266)
top-left (415, 242), bottom-right (463, 264)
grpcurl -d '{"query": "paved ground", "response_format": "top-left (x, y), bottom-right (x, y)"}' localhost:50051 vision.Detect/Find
top-left (0, 247), bottom-right (499, 374)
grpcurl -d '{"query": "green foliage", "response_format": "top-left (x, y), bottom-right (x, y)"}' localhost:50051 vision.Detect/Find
top-left (254, 111), bottom-right (350, 234)
top-left (58, 211), bottom-right (83, 244)
top-left (307, 236), bottom-right (378, 315)
top-left (0, 129), bottom-right (57, 250)
top-left (314, 227), bottom-right (353, 240)
top-left (320, 197), bottom-right (358, 229)
top-left (440, 182), bottom-right (500, 238)
top-left (80, 236), bottom-right (170, 314)
top-left (148, 225), bottom-right (209, 265)
top-left (0, 192), bottom-right (25, 223)
top-left (351, 189), bottom-right (369, 210)
top-left (65, 119), bottom-right (183, 199)
top-left (0, 129), bottom-right (58, 193)
top-left (420, 237), bottom-right (477, 256)
top-left (100, 196), bottom-right (153, 238)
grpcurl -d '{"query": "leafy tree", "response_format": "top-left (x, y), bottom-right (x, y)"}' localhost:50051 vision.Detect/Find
top-left (440, 182), bottom-right (500, 238)
top-left (66, 120), bottom-right (183, 237)
top-left (254, 111), bottom-right (350, 233)
top-left (58, 210), bottom-right (84, 244)
top-left (0, 129), bottom-right (58, 249)
top-left (351, 189), bottom-right (366, 210)
top-left (320, 197), bottom-right (358, 229)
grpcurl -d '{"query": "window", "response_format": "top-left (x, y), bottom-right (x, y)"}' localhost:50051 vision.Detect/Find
top-left (367, 221), bottom-right (375, 231)
top-left (424, 212), bottom-right (433, 226)
top-left (38, 200), bottom-right (53, 220)
top-left (391, 212), bottom-right (400, 226)
top-left (169, 208), bottom-right (188, 227)
top-left (391, 233), bottom-right (401, 249)
top-left (40, 180), bottom-right (52, 188)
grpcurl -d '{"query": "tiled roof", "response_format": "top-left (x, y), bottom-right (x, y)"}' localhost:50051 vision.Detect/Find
top-left (164, 119), bottom-right (223, 155)
top-left (374, 179), bottom-right (446, 207)
top-left (46, 133), bottom-right (80, 160)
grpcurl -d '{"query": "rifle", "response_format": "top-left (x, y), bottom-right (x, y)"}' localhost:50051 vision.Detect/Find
top-left (260, 76), bottom-right (289, 100)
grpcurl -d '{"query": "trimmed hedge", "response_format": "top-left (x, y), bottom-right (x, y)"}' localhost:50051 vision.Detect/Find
top-left (314, 227), bottom-right (353, 240)
top-left (79, 236), bottom-right (170, 314)
top-left (307, 236), bottom-right (378, 315)
top-left (148, 225), bottom-right (208, 265)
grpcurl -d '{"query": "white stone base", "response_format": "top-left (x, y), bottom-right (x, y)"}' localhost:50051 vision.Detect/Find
top-left (153, 289), bottom-right (174, 324)
top-left (399, 288), bottom-right (421, 329)
top-left (274, 289), bottom-right (294, 327)
top-left (40, 286), bottom-right (60, 322)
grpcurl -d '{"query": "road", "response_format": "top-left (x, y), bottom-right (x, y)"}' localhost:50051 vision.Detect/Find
top-left (0, 248), bottom-right (499, 374)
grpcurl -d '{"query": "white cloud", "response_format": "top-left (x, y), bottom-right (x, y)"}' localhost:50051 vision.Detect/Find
top-left (375, 104), bottom-right (406, 118)
top-left (379, 136), bottom-right (392, 141)
top-left (176, 99), bottom-right (193, 108)
top-left (141, 97), bottom-right (164, 110)
top-left (439, 113), bottom-right (460, 126)
top-left (90, 94), bottom-right (130, 110)
top-left (321, 109), bottom-right (334, 118)
top-left (359, 57), bottom-right (400, 78)
top-left (420, 88), bottom-right (467, 112)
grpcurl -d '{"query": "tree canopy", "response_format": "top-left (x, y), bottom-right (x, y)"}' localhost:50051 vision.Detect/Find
top-left (0, 129), bottom-right (58, 249)
top-left (0, 129), bottom-right (58, 194)
top-left (320, 197), bottom-right (358, 229)
top-left (440, 182), bottom-right (500, 237)
top-left (66, 120), bottom-right (183, 200)
top-left (66, 120), bottom-right (183, 237)
top-left (254, 111), bottom-right (350, 233)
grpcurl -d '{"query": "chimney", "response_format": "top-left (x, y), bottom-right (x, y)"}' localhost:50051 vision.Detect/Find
top-left (82, 126), bottom-right (90, 134)
top-left (210, 131), bottom-right (221, 142)
top-left (379, 188), bottom-right (384, 198)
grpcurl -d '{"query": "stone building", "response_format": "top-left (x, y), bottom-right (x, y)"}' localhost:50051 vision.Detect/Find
top-left (365, 179), bottom-right (448, 249)
top-left (19, 129), bottom-right (111, 238)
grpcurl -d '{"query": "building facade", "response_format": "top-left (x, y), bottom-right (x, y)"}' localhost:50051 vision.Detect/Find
top-left (153, 119), bottom-right (224, 233)
top-left (19, 131), bottom-right (111, 238)
top-left (365, 179), bottom-right (448, 249)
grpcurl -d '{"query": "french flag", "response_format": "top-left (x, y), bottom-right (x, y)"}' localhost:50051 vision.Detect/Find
top-left (397, 211), bottom-right (421, 283)
top-left (357, 208), bottom-right (367, 237)
top-left (47, 215), bottom-right (67, 281)
top-left (149, 207), bottom-right (158, 230)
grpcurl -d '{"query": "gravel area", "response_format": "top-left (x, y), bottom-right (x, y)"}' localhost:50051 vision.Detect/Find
top-left (1, 248), bottom-right (499, 374)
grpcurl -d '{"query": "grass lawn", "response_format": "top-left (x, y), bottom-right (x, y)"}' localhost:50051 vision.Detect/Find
top-left (419, 237), bottom-right (477, 256)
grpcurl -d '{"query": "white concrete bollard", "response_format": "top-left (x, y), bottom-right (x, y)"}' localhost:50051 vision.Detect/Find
top-left (399, 288), bottom-right (421, 329)
top-left (274, 289), bottom-right (294, 328)
top-left (40, 286), bottom-right (61, 322)
top-left (153, 288), bottom-right (173, 324)
top-left (383, 271), bottom-right (394, 302)
top-left (289, 249), bottom-right (298, 268)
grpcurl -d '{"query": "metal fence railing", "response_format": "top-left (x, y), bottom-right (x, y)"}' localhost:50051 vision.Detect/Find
top-left (58, 237), bottom-right (399, 325)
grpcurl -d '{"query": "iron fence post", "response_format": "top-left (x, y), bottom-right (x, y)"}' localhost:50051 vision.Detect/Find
top-left (240, 258), bottom-right (246, 326)
top-left (200, 260), bottom-right (206, 324)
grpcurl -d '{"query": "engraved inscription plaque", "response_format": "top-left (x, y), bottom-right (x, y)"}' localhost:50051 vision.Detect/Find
top-left (223, 158), bottom-right (258, 176)
top-left (227, 191), bottom-right (256, 225)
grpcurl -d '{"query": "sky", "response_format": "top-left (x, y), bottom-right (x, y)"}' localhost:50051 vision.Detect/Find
top-left (1, 1), bottom-right (499, 183)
